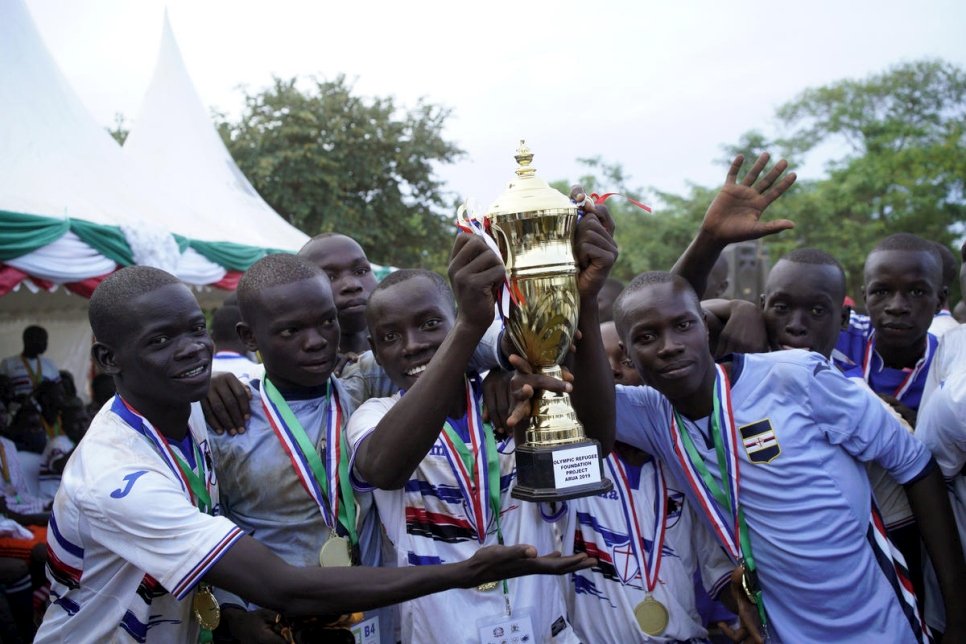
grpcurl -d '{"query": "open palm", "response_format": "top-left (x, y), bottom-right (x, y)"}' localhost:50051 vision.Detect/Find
top-left (702, 153), bottom-right (797, 244)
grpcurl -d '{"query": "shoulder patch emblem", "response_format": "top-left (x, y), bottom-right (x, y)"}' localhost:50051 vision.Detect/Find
top-left (739, 419), bottom-right (781, 464)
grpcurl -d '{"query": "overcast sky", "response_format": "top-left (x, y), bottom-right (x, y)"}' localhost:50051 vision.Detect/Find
top-left (25, 0), bottom-right (966, 209)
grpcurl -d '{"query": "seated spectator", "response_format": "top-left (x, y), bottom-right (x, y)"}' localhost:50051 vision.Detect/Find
top-left (38, 398), bottom-right (89, 502)
top-left (56, 371), bottom-right (77, 400)
top-left (33, 380), bottom-right (66, 440)
top-left (5, 404), bottom-right (45, 456)
top-left (0, 326), bottom-right (60, 400)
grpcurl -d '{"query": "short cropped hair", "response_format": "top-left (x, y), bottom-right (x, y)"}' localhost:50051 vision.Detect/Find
top-left (23, 325), bottom-right (47, 342)
top-left (932, 242), bottom-right (958, 288)
top-left (777, 248), bottom-right (847, 297)
top-left (210, 305), bottom-right (244, 343)
top-left (366, 269), bottom-right (453, 320)
top-left (298, 232), bottom-right (356, 258)
top-left (89, 266), bottom-right (182, 345)
top-left (870, 233), bottom-right (942, 261)
top-left (867, 233), bottom-right (942, 283)
top-left (612, 271), bottom-right (699, 339)
top-left (236, 253), bottom-right (324, 322)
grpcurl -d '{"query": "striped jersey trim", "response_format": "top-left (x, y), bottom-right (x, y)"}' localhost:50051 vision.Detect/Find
top-left (867, 503), bottom-right (929, 643)
top-left (171, 526), bottom-right (244, 599)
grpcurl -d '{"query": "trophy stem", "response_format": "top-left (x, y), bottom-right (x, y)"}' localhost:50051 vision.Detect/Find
top-left (512, 364), bottom-right (613, 502)
top-left (526, 365), bottom-right (585, 446)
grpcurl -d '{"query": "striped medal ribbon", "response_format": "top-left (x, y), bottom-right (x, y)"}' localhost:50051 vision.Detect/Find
top-left (861, 331), bottom-right (936, 401)
top-left (438, 376), bottom-right (499, 545)
top-left (111, 396), bottom-right (211, 513)
top-left (607, 453), bottom-right (670, 635)
top-left (259, 377), bottom-right (357, 545)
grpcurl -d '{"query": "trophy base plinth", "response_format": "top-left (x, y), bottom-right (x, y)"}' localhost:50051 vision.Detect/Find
top-left (511, 438), bottom-right (613, 502)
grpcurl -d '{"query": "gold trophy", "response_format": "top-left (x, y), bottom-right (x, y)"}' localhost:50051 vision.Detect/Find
top-left (485, 141), bottom-right (612, 502)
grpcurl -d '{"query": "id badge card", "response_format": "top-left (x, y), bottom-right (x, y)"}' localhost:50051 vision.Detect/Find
top-left (477, 608), bottom-right (535, 644)
top-left (351, 615), bottom-right (379, 644)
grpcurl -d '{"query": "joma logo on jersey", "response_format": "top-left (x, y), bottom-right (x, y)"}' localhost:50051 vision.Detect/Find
top-left (739, 419), bottom-right (781, 464)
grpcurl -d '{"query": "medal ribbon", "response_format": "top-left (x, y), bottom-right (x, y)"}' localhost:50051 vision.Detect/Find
top-left (606, 454), bottom-right (667, 594)
top-left (669, 364), bottom-right (766, 624)
top-left (260, 377), bottom-right (358, 545)
top-left (861, 331), bottom-right (936, 401)
top-left (438, 376), bottom-right (500, 544)
top-left (20, 356), bottom-right (42, 389)
top-left (456, 203), bottom-right (519, 319)
top-left (111, 397), bottom-right (211, 513)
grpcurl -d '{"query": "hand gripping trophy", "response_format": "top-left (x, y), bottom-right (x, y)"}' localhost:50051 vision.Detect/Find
top-left (484, 141), bottom-right (612, 502)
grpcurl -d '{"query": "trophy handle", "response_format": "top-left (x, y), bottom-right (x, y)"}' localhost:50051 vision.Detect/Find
top-left (488, 222), bottom-right (512, 265)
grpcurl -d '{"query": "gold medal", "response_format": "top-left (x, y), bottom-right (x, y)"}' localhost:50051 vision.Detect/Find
top-left (192, 583), bottom-right (220, 630)
top-left (634, 595), bottom-right (669, 636)
top-left (476, 581), bottom-right (499, 592)
top-left (319, 534), bottom-right (352, 567)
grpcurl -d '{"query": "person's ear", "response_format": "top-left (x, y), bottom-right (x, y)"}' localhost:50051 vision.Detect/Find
top-left (91, 342), bottom-right (119, 375)
top-left (236, 322), bottom-right (258, 353)
top-left (841, 305), bottom-right (851, 331)
top-left (759, 293), bottom-right (765, 309)
top-left (937, 286), bottom-right (948, 313)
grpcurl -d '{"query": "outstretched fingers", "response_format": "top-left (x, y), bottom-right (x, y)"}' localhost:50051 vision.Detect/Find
top-left (725, 155), bottom-right (745, 186)
top-left (740, 153), bottom-right (770, 187)
top-left (526, 551), bottom-right (595, 575)
top-left (761, 171), bottom-right (797, 205)
top-left (753, 158), bottom-right (788, 194)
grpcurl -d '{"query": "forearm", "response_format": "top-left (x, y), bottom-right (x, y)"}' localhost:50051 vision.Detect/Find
top-left (904, 464), bottom-right (966, 622)
top-left (671, 229), bottom-right (724, 298)
top-left (358, 320), bottom-right (485, 489)
top-left (208, 536), bottom-right (467, 617)
top-left (571, 296), bottom-right (615, 455)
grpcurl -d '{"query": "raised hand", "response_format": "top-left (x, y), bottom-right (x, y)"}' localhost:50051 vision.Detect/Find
top-left (461, 543), bottom-right (594, 589)
top-left (701, 153), bottom-right (797, 246)
top-left (569, 201), bottom-right (618, 300)
top-left (504, 354), bottom-right (574, 430)
top-left (447, 234), bottom-right (505, 334)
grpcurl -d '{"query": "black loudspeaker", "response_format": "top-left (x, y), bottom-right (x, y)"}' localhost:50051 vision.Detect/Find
top-left (721, 241), bottom-right (770, 303)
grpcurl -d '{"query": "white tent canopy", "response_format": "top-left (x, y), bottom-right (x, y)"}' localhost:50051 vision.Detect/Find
top-left (123, 13), bottom-right (309, 251)
top-left (0, 1), bottom-right (308, 396)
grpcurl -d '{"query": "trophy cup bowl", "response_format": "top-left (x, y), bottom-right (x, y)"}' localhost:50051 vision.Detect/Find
top-left (485, 141), bottom-right (612, 502)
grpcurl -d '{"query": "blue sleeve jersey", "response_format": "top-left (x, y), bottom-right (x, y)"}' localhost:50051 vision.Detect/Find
top-left (615, 350), bottom-right (932, 642)
top-left (835, 314), bottom-right (937, 411)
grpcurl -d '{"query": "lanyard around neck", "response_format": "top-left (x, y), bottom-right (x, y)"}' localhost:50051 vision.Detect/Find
top-left (438, 376), bottom-right (501, 544)
top-left (669, 364), bottom-right (765, 623)
top-left (260, 377), bottom-right (358, 545)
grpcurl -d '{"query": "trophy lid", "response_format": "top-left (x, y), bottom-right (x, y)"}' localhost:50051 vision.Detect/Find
top-left (487, 140), bottom-right (575, 217)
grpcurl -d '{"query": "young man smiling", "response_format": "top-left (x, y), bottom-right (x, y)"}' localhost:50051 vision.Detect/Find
top-left (346, 210), bottom-right (617, 643)
top-left (36, 266), bottom-right (591, 643)
top-left (606, 271), bottom-right (966, 642)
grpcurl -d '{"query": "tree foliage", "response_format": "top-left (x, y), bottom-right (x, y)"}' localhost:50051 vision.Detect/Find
top-left (550, 157), bottom-right (705, 282)
top-left (557, 59), bottom-right (966, 304)
top-left (771, 59), bottom-right (966, 300)
top-left (218, 75), bottom-right (463, 271)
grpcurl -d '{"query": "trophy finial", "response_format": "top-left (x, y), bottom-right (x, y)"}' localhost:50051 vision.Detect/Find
top-left (515, 140), bottom-right (536, 177)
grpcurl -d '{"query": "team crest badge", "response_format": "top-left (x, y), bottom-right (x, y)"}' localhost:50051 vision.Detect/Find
top-left (611, 537), bottom-right (641, 584)
top-left (739, 419), bottom-right (781, 464)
